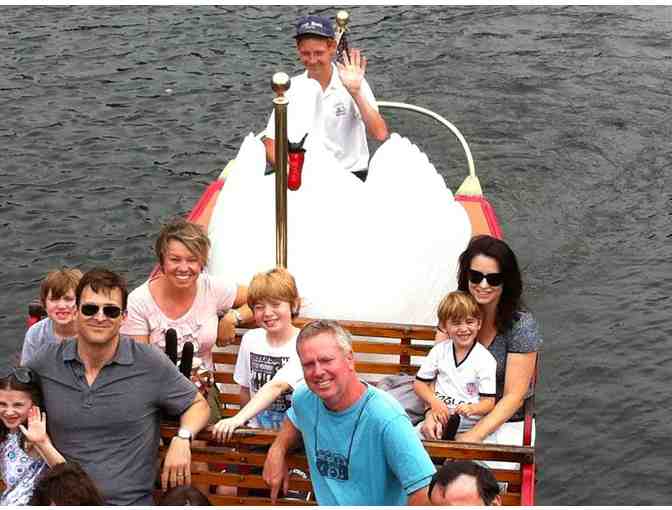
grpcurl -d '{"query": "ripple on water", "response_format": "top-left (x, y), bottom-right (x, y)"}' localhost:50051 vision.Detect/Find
top-left (1, 5), bottom-right (671, 504)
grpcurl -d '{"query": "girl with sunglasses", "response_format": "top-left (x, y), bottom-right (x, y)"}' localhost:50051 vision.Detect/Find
top-left (0, 368), bottom-right (65, 505)
top-left (422, 235), bottom-right (542, 453)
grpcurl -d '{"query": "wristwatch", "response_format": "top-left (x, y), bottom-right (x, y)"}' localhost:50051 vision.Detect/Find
top-left (176, 428), bottom-right (192, 442)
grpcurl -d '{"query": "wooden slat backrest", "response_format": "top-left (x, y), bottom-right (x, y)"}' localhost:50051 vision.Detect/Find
top-left (212, 317), bottom-right (436, 418)
top-left (156, 425), bottom-right (534, 506)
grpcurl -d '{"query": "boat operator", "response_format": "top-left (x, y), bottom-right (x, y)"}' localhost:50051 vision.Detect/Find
top-left (263, 14), bottom-right (389, 181)
top-left (262, 320), bottom-right (435, 506)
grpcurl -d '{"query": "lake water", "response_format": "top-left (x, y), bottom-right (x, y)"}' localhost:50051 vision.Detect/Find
top-left (1, 5), bottom-right (670, 504)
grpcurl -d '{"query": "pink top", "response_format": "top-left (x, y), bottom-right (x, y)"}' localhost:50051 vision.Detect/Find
top-left (121, 272), bottom-right (237, 369)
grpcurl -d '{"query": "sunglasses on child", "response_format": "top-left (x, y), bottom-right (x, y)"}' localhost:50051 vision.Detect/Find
top-left (468, 269), bottom-right (504, 287)
top-left (80, 303), bottom-right (123, 319)
top-left (1, 367), bottom-right (34, 384)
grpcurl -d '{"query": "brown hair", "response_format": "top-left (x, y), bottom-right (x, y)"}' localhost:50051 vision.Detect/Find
top-left (29, 462), bottom-right (105, 505)
top-left (159, 485), bottom-right (212, 506)
top-left (155, 218), bottom-right (210, 268)
top-left (247, 267), bottom-right (300, 318)
top-left (429, 460), bottom-right (501, 505)
top-left (437, 291), bottom-right (482, 327)
top-left (75, 268), bottom-right (128, 311)
top-left (39, 268), bottom-right (83, 306)
top-left (457, 235), bottom-right (524, 333)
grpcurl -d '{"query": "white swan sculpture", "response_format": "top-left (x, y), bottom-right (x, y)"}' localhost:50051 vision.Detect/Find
top-left (207, 131), bottom-right (471, 326)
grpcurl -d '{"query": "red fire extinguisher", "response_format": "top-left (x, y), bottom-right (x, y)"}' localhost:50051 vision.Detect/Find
top-left (288, 134), bottom-right (307, 191)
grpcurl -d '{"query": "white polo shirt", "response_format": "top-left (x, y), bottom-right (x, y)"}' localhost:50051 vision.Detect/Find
top-left (264, 64), bottom-right (378, 173)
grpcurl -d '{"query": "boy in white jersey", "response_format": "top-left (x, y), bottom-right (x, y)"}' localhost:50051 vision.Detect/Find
top-left (414, 291), bottom-right (496, 439)
top-left (213, 267), bottom-right (303, 442)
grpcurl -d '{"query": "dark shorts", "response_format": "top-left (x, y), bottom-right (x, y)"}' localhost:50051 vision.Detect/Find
top-left (352, 169), bottom-right (368, 182)
top-left (207, 384), bottom-right (223, 423)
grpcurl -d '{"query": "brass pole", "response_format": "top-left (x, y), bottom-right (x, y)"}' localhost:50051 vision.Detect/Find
top-left (272, 72), bottom-right (290, 268)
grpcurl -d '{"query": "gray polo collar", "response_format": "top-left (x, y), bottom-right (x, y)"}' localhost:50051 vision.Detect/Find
top-left (62, 337), bottom-right (134, 366)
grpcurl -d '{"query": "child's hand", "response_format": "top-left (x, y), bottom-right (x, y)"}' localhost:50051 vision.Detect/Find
top-left (455, 403), bottom-right (474, 417)
top-left (420, 412), bottom-right (443, 440)
top-left (430, 399), bottom-right (452, 425)
top-left (212, 416), bottom-right (244, 443)
top-left (18, 406), bottom-right (48, 446)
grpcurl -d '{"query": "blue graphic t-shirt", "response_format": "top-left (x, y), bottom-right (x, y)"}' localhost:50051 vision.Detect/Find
top-left (288, 383), bottom-right (435, 505)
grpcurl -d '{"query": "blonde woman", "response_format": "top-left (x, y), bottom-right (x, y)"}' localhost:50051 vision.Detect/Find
top-left (122, 218), bottom-right (253, 420)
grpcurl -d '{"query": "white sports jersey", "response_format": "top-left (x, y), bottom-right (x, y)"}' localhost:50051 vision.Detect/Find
top-left (416, 340), bottom-right (496, 430)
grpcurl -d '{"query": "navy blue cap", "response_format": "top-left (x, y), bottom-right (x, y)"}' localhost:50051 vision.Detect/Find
top-left (294, 15), bottom-right (335, 39)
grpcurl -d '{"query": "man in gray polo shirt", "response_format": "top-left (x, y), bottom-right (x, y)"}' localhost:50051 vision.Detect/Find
top-left (26, 268), bottom-right (210, 505)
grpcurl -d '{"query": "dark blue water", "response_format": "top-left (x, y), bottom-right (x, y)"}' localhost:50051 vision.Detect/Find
top-left (1, 5), bottom-right (670, 504)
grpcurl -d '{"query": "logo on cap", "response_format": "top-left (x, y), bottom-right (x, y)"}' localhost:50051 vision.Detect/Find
top-left (295, 15), bottom-right (334, 38)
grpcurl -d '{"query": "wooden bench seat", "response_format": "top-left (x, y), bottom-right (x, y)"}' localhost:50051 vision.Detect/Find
top-left (157, 423), bottom-right (533, 506)
top-left (158, 317), bottom-right (536, 506)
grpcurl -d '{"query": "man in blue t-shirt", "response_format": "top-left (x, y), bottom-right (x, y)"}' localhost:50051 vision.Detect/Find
top-left (262, 319), bottom-right (436, 505)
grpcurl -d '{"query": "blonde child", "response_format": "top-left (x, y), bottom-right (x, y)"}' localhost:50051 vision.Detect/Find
top-left (212, 267), bottom-right (303, 442)
top-left (414, 291), bottom-right (496, 439)
top-left (0, 368), bottom-right (65, 505)
top-left (21, 269), bottom-right (82, 364)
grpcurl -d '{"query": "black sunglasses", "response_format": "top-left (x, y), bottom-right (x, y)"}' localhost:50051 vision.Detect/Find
top-left (80, 303), bottom-right (123, 319)
top-left (468, 269), bottom-right (504, 287)
top-left (1, 367), bottom-right (34, 384)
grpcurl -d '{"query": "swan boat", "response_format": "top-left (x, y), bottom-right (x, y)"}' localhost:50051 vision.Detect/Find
top-left (23, 13), bottom-right (537, 503)
top-left (23, 99), bottom-right (536, 506)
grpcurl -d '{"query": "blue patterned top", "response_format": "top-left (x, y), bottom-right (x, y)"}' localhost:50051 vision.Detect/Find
top-left (0, 431), bottom-right (47, 505)
top-left (487, 311), bottom-right (543, 422)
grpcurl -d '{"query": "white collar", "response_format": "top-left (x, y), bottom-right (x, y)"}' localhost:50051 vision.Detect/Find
top-left (303, 63), bottom-right (342, 93)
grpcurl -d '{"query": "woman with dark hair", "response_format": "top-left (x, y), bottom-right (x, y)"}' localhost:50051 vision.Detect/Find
top-left (422, 235), bottom-right (541, 448)
top-left (29, 462), bottom-right (105, 505)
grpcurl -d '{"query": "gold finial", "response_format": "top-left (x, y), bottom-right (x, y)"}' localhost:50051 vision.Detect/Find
top-left (271, 72), bottom-right (290, 97)
top-left (336, 10), bottom-right (349, 31)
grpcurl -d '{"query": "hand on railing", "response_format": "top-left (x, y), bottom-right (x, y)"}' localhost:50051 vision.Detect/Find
top-left (212, 416), bottom-right (245, 444)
